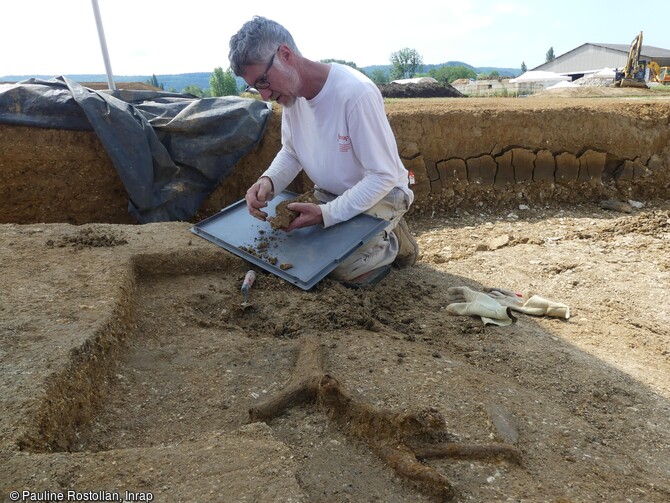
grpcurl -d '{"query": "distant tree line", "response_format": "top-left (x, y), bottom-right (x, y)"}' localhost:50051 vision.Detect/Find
top-left (145, 67), bottom-right (243, 97)
top-left (143, 45), bottom-right (559, 96)
top-left (146, 74), bottom-right (165, 90)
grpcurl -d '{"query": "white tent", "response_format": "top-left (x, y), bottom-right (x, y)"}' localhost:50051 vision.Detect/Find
top-left (391, 77), bottom-right (438, 85)
top-left (509, 71), bottom-right (570, 83)
top-left (546, 80), bottom-right (579, 90)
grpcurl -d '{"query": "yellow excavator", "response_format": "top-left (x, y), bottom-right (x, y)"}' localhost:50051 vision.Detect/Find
top-left (649, 61), bottom-right (670, 85)
top-left (613, 31), bottom-right (648, 88)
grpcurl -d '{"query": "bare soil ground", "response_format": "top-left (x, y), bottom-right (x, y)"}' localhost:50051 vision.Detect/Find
top-left (2, 201), bottom-right (670, 502)
top-left (2, 92), bottom-right (670, 502)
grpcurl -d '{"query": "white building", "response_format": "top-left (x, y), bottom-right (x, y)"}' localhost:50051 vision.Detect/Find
top-left (532, 42), bottom-right (670, 80)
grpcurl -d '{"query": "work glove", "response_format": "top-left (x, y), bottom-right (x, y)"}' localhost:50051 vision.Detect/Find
top-left (446, 286), bottom-right (515, 326)
top-left (486, 288), bottom-right (570, 320)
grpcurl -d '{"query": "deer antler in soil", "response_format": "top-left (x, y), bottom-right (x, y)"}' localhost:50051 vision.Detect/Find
top-left (249, 335), bottom-right (521, 501)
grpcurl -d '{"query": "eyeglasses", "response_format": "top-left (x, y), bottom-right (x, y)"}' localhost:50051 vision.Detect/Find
top-left (246, 48), bottom-right (278, 92)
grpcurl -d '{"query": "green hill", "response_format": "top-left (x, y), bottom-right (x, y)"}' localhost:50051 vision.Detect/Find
top-left (362, 62), bottom-right (520, 78)
top-left (0, 73), bottom-right (229, 92)
top-left (1, 62), bottom-right (520, 92)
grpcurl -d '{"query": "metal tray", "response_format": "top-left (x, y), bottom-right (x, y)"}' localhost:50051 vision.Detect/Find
top-left (190, 191), bottom-right (388, 290)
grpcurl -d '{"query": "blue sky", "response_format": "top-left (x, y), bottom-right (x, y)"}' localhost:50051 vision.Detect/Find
top-left (1, 0), bottom-right (668, 77)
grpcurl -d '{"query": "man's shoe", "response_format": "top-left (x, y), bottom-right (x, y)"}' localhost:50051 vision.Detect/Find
top-left (342, 265), bottom-right (391, 289)
top-left (392, 217), bottom-right (419, 268)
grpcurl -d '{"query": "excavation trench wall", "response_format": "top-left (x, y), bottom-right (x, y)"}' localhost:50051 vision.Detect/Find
top-left (388, 98), bottom-right (670, 214)
top-left (2, 97), bottom-right (669, 225)
top-left (8, 242), bottom-right (235, 453)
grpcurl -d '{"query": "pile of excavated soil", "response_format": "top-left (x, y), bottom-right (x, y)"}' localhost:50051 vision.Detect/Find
top-left (378, 82), bottom-right (463, 98)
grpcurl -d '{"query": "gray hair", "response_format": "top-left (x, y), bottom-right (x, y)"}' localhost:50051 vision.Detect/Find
top-left (228, 16), bottom-right (302, 76)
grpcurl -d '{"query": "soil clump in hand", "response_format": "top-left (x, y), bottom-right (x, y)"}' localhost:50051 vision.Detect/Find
top-left (271, 192), bottom-right (319, 230)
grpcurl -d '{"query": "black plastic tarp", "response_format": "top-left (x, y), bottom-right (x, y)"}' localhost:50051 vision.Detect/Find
top-left (0, 76), bottom-right (272, 223)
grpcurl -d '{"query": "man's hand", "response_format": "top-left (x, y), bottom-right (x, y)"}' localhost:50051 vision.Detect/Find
top-left (245, 177), bottom-right (275, 221)
top-left (285, 202), bottom-right (324, 231)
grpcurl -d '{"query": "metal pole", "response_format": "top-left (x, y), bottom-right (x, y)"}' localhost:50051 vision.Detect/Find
top-left (90, 0), bottom-right (116, 90)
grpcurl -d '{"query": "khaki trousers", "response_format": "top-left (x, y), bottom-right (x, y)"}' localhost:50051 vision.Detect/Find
top-left (314, 187), bottom-right (410, 281)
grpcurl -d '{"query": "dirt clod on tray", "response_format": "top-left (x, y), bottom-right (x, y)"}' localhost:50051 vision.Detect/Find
top-left (270, 192), bottom-right (319, 230)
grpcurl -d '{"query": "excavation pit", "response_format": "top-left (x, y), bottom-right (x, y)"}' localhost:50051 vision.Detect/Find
top-left (3, 94), bottom-right (670, 502)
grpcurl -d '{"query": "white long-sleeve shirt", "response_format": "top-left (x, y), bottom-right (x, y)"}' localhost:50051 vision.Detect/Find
top-left (261, 63), bottom-right (413, 228)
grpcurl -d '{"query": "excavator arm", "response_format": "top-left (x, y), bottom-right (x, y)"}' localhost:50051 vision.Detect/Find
top-left (649, 61), bottom-right (670, 85)
top-left (624, 31), bottom-right (643, 78)
top-left (614, 31), bottom-right (648, 88)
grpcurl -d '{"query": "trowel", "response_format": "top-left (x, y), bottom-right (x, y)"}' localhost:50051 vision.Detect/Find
top-left (240, 270), bottom-right (256, 310)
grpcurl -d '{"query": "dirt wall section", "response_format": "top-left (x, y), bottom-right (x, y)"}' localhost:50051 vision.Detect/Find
top-left (390, 98), bottom-right (670, 214)
top-left (2, 98), bottom-right (669, 224)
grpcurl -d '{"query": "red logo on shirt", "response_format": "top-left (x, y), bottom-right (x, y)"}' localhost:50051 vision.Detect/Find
top-left (338, 134), bottom-right (351, 152)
